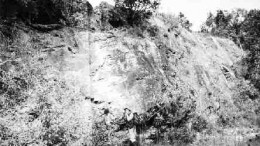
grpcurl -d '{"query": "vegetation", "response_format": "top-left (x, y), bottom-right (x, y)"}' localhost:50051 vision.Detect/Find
top-left (1, 0), bottom-right (260, 145)
top-left (201, 9), bottom-right (260, 93)
top-left (201, 9), bottom-right (247, 38)
top-left (0, 25), bottom-right (89, 145)
top-left (178, 12), bottom-right (192, 31)
top-left (241, 10), bottom-right (260, 91)
top-left (111, 0), bottom-right (161, 27)
top-left (0, 0), bottom-right (93, 27)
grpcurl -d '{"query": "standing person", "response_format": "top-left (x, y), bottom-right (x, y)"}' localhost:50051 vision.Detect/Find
top-left (153, 112), bottom-right (164, 143)
top-left (101, 108), bottom-right (114, 127)
top-left (101, 108), bottom-right (115, 144)
top-left (133, 112), bottom-right (142, 146)
top-left (124, 108), bottom-right (137, 144)
top-left (133, 112), bottom-right (141, 134)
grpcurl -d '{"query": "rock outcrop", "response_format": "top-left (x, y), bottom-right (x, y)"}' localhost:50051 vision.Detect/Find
top-left (0, 15), bottom-right (251, 145)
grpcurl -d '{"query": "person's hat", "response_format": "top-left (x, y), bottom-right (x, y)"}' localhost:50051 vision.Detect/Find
top-left (124, 108), bottom-right (131, 111)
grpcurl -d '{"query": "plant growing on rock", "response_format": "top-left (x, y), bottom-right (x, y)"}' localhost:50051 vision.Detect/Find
top-left (192, 115), bottom-right (208, 132)
top-left (167, 126), bottom-right (196, 144)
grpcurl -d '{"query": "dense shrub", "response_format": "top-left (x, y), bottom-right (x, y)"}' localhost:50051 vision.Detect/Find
top-left (91, 121), bottom-right (110, 146)
top-left (95, 2), bottom-right (114, 30)
top-left (192, 115), bottom-right (208, 132)
top-left (178, 12), bottom-right (192, 31)
top-left (147, 25), bottom-right (160, 37)
top-left (201, 9), bottom-right (247, 38)
top-left (217, 114), bottom-right (235, 128)
top-left (167, 127), bottom-right (196, 144)
top-left (240, 10), bottom-right (260, 91)
top-left (157, 13), bottom-right (179, 27)
top-left (0, 0), bottom-right (93, 27)
top-left (42, 127), bottom-right (68, 146)
top-left (231, 79), bottom-right (260, 126)
top-left (0, 125), bottom-right (14, 145)
top-left (109, 0), bottom-right (160, 27)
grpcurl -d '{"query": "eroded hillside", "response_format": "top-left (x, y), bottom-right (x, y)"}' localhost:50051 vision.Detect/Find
top-left (0, 14), bottom-right (258, 145)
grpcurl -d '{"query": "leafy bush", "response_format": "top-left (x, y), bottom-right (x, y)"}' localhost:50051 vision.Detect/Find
top-left (240, 10), bottom-right (260, 91)
top-left (178, 12), bottom-right (192, 31)
top-left (91, 121), bottom-right (110, 146)
top-left (95, 2), bottom-right (114, 30)
top-left (157, 13), bottom-right (179, 27)
top-left (0, 125), bottom-right (14, 145)
top-left (231, 79), bottom-right (260, 127)
top-left (0, 0), bottom-right (93, 27)
top-left (109, 0), bottom-right (160, 27)
top-left (0, 73), bottom-right (28, 110)
top-left (201, 9), bottom-right (247, 38)
top-left (147, 25), bottom-right (159, 37)
top-left (217, 114), bottom-right (234, 128)
top-left (192, 115), bottom-right (208, 132)
top-left (167, 127), bottom-right (196, 144)
top-left (42, 127), bottom-right (68, 146)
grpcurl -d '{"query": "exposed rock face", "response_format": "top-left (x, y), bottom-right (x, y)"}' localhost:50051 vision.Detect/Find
top-left (0, 17), bottom-right (247, 145)
top-left (42, 26), bottom-right (244, 123)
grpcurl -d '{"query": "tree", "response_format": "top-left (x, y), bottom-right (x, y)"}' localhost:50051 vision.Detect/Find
top-left (240, 10), bottom-right (260, 90)
top-left (178, 12), bottom-right (192, 31)
top-left (205, 12), bottom-right (214, 27)
top-left (213, 10), bottom-right (232, 36)
top-left (200, 13), bottom-right (214, 33)
top-left (201, 9), bottom-right (260, 96)
top-left (204, 12), bottom-right (215, 32)
top-left (202, 9), bottom-right (248, 39)
top-left (0, 0), bottom-right (93, 27)
top-left (111, 0), bottom-right (161, 27)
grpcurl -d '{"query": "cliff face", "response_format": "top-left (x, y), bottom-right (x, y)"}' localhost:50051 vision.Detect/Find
top-left (0, 16), bottom-right (249, 145)
top-left (35, 18), bottom-right (245, 128)
top-left (51, 25), bottom-right (244, 120)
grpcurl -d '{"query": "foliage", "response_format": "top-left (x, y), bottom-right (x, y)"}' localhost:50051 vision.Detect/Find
top-left (91, 121), bottom-right (109, 146)
top-left (178, 12), bottom-right (192, 31)
top-left (0, 28), bottom-right (93, 145)
top-left (157, 13), bottom-right (179, 27)
top-left (240, 10), bottom-right (260, 91)
top-left (203, 10), bottom-right (231, 36)
top-left (0, 0), bottom-right (93, 27)
top-left (167, 127), bottom-right (196, 144)
top-left (232, 79), bottom-right (260, 126)
top-left (42, 127), bottom-right (68, 146)
top-left (95, 2), bottom-right (114, 30)
top-left (191, 115), bottom-right (208, 132)
top-left (201, 9), bottom-right (260, 127)
top-left (147, 25), bottom-right (160, 37)
top-left (0, 72), bottom-right (28, 110)
top-left (111, 94), bottom-right (198, 144)
top-left (201, 9), bottom-right (260, 94)
top-left (154, 12), bottom-right (192, 32)
top-left (201, 9), bottom-right (247, 38)
top-left (109, 0), bottom-right (160, 27)
top-left (217, 114), bottom-right (234, 128)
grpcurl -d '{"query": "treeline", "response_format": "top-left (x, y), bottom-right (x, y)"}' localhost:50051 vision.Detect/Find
top-left (0, 0), bottom-right (195, 32)
top-left (0, 0), bottom-right (161, 28)
top-left (201, 9), bottom-right (260, 92)
top-left (0, 0), bottom-right (95, 28)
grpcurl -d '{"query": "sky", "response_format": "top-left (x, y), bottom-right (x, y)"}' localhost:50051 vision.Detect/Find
top-left (88, 0), bottom-right (260, 31)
